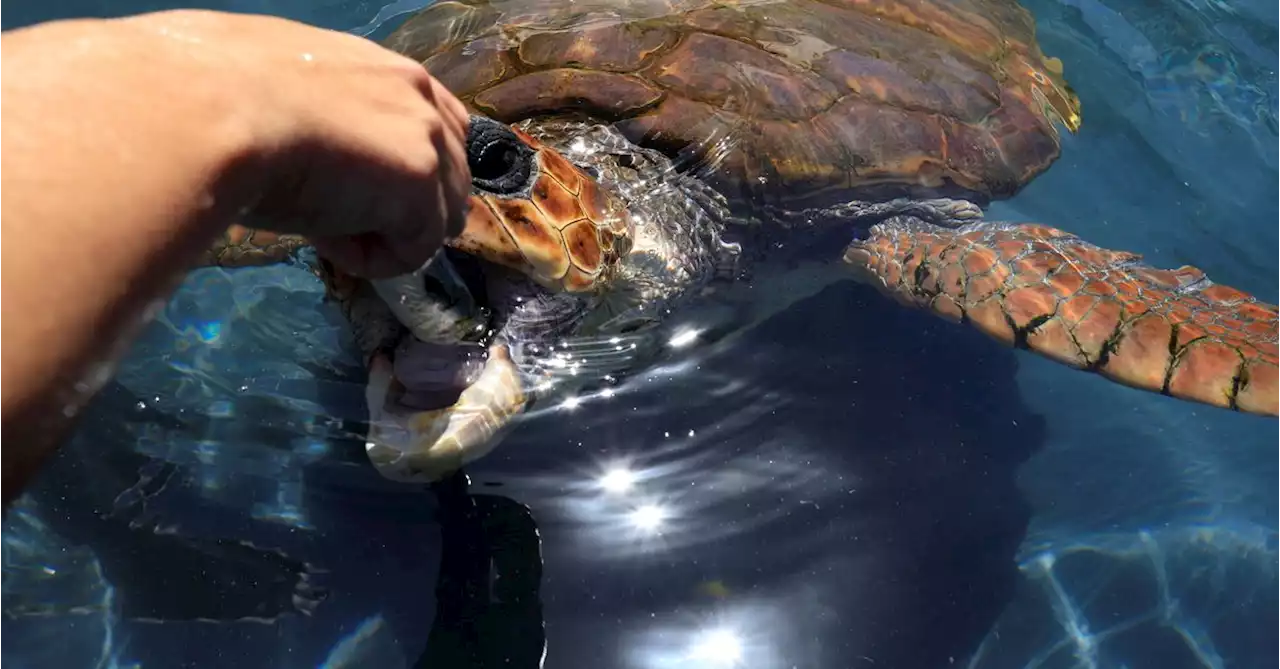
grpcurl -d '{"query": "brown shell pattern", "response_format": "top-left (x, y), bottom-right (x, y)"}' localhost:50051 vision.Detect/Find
top-left (385, 0), bottom-right (1081, 209)
top-left (448, 127), bottom-right (631, 293)
top-left (845, 221), bottom-right (1279, 416)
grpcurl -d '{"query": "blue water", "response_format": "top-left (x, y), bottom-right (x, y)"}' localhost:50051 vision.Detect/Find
top-left (3, 1), bottom-right (1276, 668)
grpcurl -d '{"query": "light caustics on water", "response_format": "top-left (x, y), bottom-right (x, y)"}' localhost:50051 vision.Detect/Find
top-left (108, 263), bottom-right (365, 530)
top-left (3, 502), bottom-right (398, 669)
top-left (347, 0), bottom-right (431, 37)
top-left (968, 524), bottom-right (1279, 669)
top-left (1, 505), bottom-right (135, 669)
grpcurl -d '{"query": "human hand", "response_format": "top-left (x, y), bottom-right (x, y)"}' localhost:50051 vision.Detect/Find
top-left (115, 10), bottom-right (474, 278)
top-left (1, 10), bottom-right (475, 501)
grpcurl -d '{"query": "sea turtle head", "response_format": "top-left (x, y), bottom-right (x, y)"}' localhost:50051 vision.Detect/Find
top-left (360, 116), bottom-right (730, 483)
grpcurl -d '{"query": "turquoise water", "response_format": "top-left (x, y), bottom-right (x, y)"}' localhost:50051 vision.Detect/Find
top-left (2, 1), bottom-right (1276, 668)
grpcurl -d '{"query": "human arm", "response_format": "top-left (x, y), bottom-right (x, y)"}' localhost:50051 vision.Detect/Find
top-left (0, 10), bottom-right (472, 504)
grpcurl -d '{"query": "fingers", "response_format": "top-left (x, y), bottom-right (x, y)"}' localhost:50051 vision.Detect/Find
top-left (311, 234), bottom-right (412, 280)
top-left (418, 70), bottom-right (471, 144)
top-left (431, 85), bottom-right (472, 240)
top-left (236, 29), bottom-right (473, 277)
top-left (372, 71), bottom-right (470, 271)
top-left (306, 67), bottom-right (471, 275)
top-left (371, 96), bottom-right (469, 276)
top-left (404, 68), bottom-right (471, 238)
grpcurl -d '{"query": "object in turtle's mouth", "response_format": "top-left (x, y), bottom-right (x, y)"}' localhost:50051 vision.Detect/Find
top-left (377, 249), bottom-right (524, 411)
top-left (372, 248), bottom-right (494, 345)
top-left (437, 248), bottom-right (492, 309)
top-left (391, 331), bottom-right (488, 411)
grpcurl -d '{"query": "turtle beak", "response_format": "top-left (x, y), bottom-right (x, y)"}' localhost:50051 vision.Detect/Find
top-left (362, 342), bottom-right (527, 483)
top-left (357, 117), bottom-right (630, 482)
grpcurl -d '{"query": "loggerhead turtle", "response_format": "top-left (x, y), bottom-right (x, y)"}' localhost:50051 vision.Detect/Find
top-left (207, 0), bottom-right (1279, 483)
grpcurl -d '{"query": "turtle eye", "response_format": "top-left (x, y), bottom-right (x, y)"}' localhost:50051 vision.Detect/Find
top-left (466, 116), bottom-right (536, 197)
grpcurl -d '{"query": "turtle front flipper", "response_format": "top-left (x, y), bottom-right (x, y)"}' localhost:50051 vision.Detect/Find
top-left (201, 224), bottom-right (310, 268)
top-left (844, 219), bottom-right (1278, 416)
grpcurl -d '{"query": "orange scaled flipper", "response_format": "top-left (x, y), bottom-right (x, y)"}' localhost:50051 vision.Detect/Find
top-left (845, 220), bottom-right (1278, 416)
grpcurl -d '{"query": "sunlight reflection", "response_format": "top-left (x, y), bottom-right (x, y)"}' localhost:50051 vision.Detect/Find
top-left (626, 603), bottom-right (789, 669)
top-left (689, 628), bottom-right (744, 665)
top-left (477, 342), bottom-right (846, 561)
top-left (667, 327), bottom-right (702, 349)
top-left (629, 503), bottom-right (670, 533)
top-left (523, 407), bottom-right (843, 560)
top-left (599, 466), bottom-right (638, 494)
top-left (564, 463), bottom-right (688, 550)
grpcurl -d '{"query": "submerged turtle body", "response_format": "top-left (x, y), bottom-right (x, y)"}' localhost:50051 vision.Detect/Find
top-left (208, 0), bottom-right (1278, 484)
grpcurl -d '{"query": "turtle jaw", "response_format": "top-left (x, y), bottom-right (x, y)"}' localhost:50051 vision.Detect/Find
top-left (361, 246), bottom-right (552, 483)
top-left (359, 268), bottom-right (604, 483)
top-left (361, 236), bottom-right (526, 483)
top-left (361, 341), bottom-right (528, 484)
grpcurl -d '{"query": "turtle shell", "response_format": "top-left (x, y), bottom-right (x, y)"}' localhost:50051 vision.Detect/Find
top-left (384, 0), bottom-right (1081, 211)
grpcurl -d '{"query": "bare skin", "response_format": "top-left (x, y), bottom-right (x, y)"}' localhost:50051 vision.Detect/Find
top-left (0, 10), bottom-right (473, 505)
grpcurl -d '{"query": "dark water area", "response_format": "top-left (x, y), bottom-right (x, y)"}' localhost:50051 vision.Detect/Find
top-left (3, 1), bottom-right (1276, 668)
top-left (8, 280), bottom-right (1049, 669)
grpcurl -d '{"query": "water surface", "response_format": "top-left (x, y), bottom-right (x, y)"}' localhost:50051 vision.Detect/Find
top-left (2, 1), bottom-right (1276, 667)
